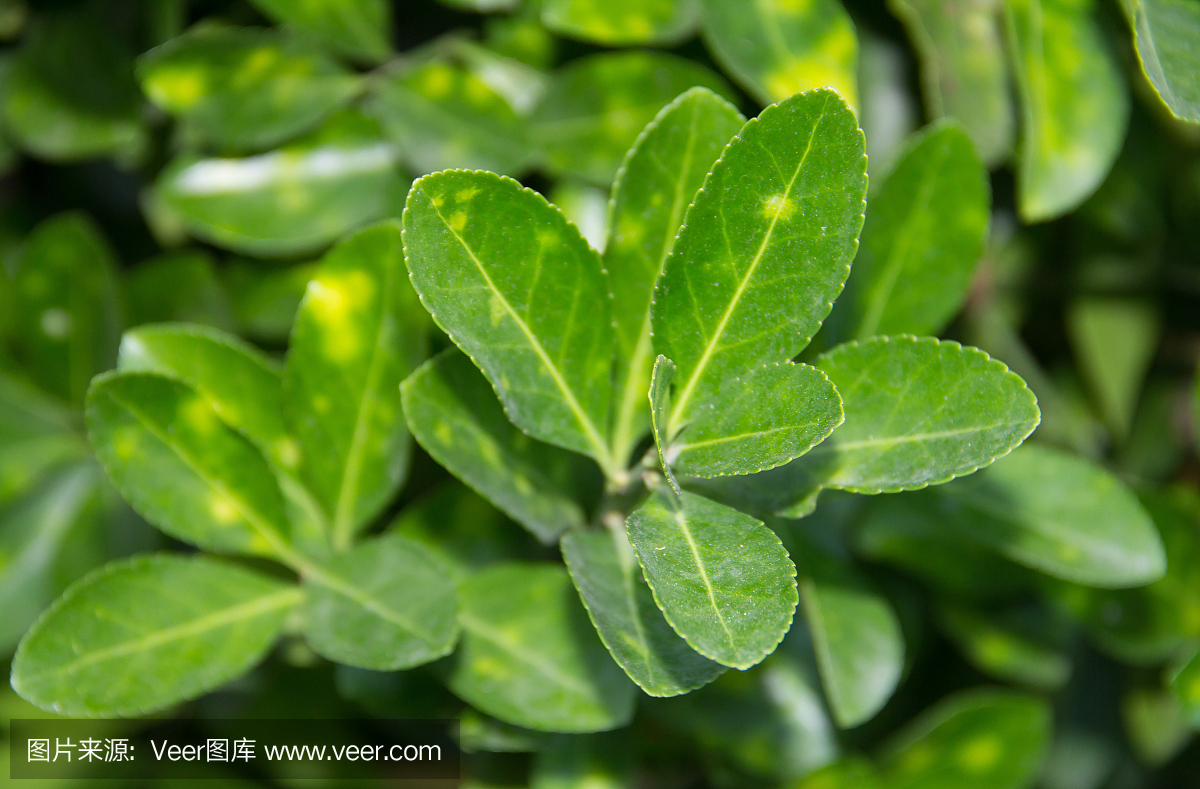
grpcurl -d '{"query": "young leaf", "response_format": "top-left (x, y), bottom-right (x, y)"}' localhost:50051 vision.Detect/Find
top-left (542, 0), bottom-right (699, 45)
top-left (247, 0), bottom-right (391, 62)
top-left (303, 533), bottom-right (458, 671)
top-left (878, 689), bottom-right (1052, 789)
top-left (607, 87), bottom-right (745, 462)
top-left (894, 444), bottom-right (1167, 588)
top-left (11, 553), bottom-right (301, 716)
top-left (137, 24), bottom-right (362, 151)
top-left (87, 372), bottom-right (292, 559)
top-left (1124, 0), bottom-right (1200, 124)
top-left (124, 251), bottom-right (235, 331)
top-left (402, 350), bottom-right (584, 544)
top-left (888, 0), bottom-right (1015, 166)
top-left (446, 563), bottom-right (636, 732)
top-left (285, 221), bottom-right (425, 549)
top-left (154, 111), bottom-right (405, 257)
top-left (531, 52), bottom-right (734, 184)
top-left (9, 213), bottom-right (121, 407)
top-left (625, 490), bottom-right (798, 669)
top-left (1005, 0), bottom-right (1129, 222)
top-left (403, 170), bottom-right (618, 475)
top-left (831, 123), bottom-right (989, 341)
top-left (668, 361), bottom-right (843, 479)
top-left (700, 0), bottom-right (859, 107)
top-left (561, 523), bottom-right (726, 697)
top-left (367, 59), bottom-right (534, 176)
top-left (653, 89), bottom-right (867, 433)
top-left (649, 355), bottom-right (682, 494)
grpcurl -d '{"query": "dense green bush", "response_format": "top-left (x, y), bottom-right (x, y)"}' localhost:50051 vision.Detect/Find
top-left (2, 0), bottom-right (1200, 787)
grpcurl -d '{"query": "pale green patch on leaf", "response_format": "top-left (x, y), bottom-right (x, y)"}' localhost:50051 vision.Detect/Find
top-left (137, 24), bottom-right (362, 151)
top-left (87, 372), bottom-right (292, 559)
top-left (11, 553), bottom-right (301, 716)
top-left (888, 0), bottom-right (1015, 166)
top-left (606, 88), bottom-right (745, 462)
top-left (625, 490), bottom-right (797, 669)
top-left (543, 0), bottom-right (699, 45)
top-left (879, 689), bottom-right (1052, 789)
top-left (285, 221), bottom-right (425, 549)
top-left (1005, 0), bottom-right (1129, 222)
top-left (937, 603), bottom-right (1071, 690)
top-left (700, 0), bottom-right (859, 107)
top-left (1124, 0), bottom-right (1200, 124)
top-left (830, 122), bottom-right (989, 341)
top-left (403, 170), bottom-right (618, 475)
top-left (446, 563), bottom-right (636, 732)
top-left (303, 532), bottom-right (458, 670)
top-left (401, 349), bottom-right (586, 544)
top-left (531, 52), bottom-right (734, 185)
top-left (561, 523), bottom-right (725, 697)
top-left (247, 0), bottom-right (391, 62)
top-left (653, 89), bottom-right (867, 432)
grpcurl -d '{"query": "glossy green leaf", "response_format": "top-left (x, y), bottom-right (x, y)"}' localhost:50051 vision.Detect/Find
top-left (403, 170), bottom-right (618, 474)
top-left (668, 361), bottom-right (843, 479)
top-left (124, 251), bottom-right (234, 331)
top-left (531, 52), bottom-right (734, 184)
top-left (831, 123), bottom-right (989, 341)
top-left (224, 259), bottom-right (317, 342)
top-left (561, 523), bottom-right (726, 697)
top-left (879, 689), bottom-right (1052, 789)
top-left (653, 89), bottom-right (867, 432)
top-left (543, 0), bottom-right (698, 45)
top-left (1125, 0), bottom-right (1200, 124)
top-left (86, 372), bottom-right (292, 559)
top-left (402, 349), bottom-right (584, 544)
top-left (1170, 648), bottom-right (1200, 727)
top-left (138, 23), bottom-right (362, 151)
top-left (1005, 0), bottom-right (1129, 222)
top-left (892, 444), bottom-right (1166, 588)
top-left (888, 0), bottom-right (1015, 166)
top-left (1067, 297), bottom-right (1160, 441)
top-left (154, 111), bottom-right (406, 257)
top-left (0, 373), bottom-right (87, 504)
top-left (937, 604), bottom-right (1071, 690)
top-left (605, 88), bottom-right (744, 462)
top-left (446, 563), bottom-right (636, 732)
top-left (11, 553), bottom-right (300, 716)
top-left (285, 222), bottom-right (425, 549)
top-left (368, 59), bottom-right (534, 176)
top-left (8, 213), bottom-right (121, 407)
top-left (625, 490), bottom-right (798, 669)
top-left (248, 0), bottom-right (391, 62)
top-left (303, 532), bottom-right (458, 670)
top-left (700, 0), bottom-right (858, 107)
top-left (649, 355), bottom-right (682, 494)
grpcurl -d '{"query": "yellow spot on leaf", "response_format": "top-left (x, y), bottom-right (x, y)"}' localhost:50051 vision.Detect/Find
top-left (306, 270), bottom-right (376, 362)
top-left (210, 494), bottom-right (241, 525)
top-left (762, 193), bottom-right (796, 221)
top-left (181, 395), bottom-right (219, 435)
top-left (146, 67), bottom-right (208, 110)
top-left (275, 437), bottom-right (301, 469)
top-left (449, 212), bottom-right (468, 232)
top-left (419, 64), bottom-right (455, 99)
top-left (434, 422), bottom-right (453, 444)
top-left (958, 736), bottom-right (1001, 772)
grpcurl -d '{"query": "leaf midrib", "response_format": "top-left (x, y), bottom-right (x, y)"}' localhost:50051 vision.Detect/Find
top-left (669, 505), bottom-right (735, 650)
top-left (306, 563), bottom-right (437, 642)
top-left (458, 610), bottom-right (595, 698)
top-left (810, 418), bottom-right (1037, 456)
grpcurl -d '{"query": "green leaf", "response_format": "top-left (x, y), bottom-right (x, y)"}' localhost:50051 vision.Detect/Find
top-left (285, 221), bottom-right (425, 549)
top-left (1067, 297), bottom-right (1160, 441)
top-left (1005, 0), bottom-right (1129, 222)
top-left (0, 373), bottom-right (88, 504)
top-left (531, 52), bottom-right (734, 184)
top-left (11, 553), bottom-right (301, 716)
top-left (542, 0), bottom-right (699, 45)
top-left (531, 731), bottom-right (633, 789)
top-left (649, 355), bottom-right (682, 494)
top-left (606, 87), bottom-right (745, 462)
top-left (138, 23), bottom-right (362, 151)
top-left (653, 89), bottom-right (866, 433)
top-left (224, 259), bottom-right (317, 342)
top-left (402, 348), bottom-right (585, 544)
top-left (561, 523), bottom-right (726, 697)
top-left (8, 213), bottom-right (121, 407)
top-left (403, 170), bottom-right (618, 474)
top-left (700, 0), bottom-right (858, 107)
top-left (1124, 0), bottom-right (1200, 124)
top-left (879, 689), bottom-right (1052, 789)
top-left (625, 490), bottom-right (798, 669)
top-left (888, 0), bottom-right (1015, 166)
top-left (793, 759), bottom-right (881, 789)
top-left (1122, 687), bottom-right (1191, 766)
top-left (303, 532), bottom-right (458, 670)
top-left (830, 122), bottom-right (989, 341)
top-left (248, 0), bottom-right (391, 62)
top-left (124, 251), bottom-right (235, 331)
top-left (86, 371), bottom-right (292, 559)
top-left (367, 59), bottom-right (534, 176)
top-left (446, 563), bottom-right (636, 732)
top-left (936, 603), bottom-right (1071, 690)
top-left (890, 444), bottom-right (1167, 588)
top-left (668, 361), bottom-right (843, 479)
top-left (1170, 648), bottom-right (1200, 728)
top-left (154, 111), bottom-right (406, 257)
